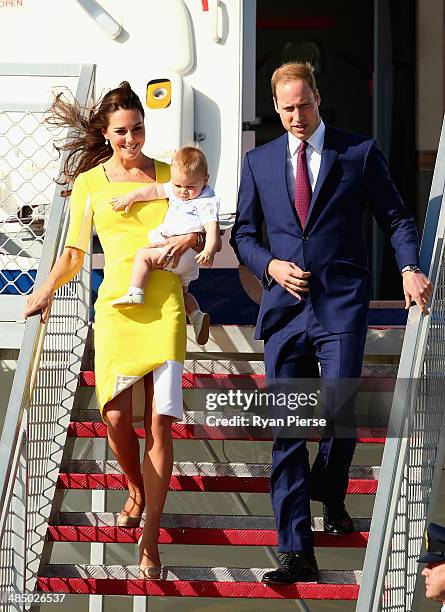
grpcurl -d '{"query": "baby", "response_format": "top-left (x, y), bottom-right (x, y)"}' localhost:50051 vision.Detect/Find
top-left (111, 146), bottom-right (221, 345)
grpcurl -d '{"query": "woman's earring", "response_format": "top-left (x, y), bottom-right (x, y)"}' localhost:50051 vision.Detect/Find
top-left (105, 138), bottom-right (109, 146)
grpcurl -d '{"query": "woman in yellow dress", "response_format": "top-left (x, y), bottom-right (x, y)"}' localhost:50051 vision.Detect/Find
top-left (24, 82), bottom-right (200, 579)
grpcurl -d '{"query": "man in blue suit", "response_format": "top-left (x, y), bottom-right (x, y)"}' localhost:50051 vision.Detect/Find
top-left (230, 62), bottom-right (432, 584)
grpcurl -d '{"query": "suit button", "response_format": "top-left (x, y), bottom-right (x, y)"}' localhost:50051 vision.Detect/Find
top-left (302, 235), bottom-right (309, 241)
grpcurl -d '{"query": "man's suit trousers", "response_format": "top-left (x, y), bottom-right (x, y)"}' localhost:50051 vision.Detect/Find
top-left (263, 297), bottom-right (367, 553)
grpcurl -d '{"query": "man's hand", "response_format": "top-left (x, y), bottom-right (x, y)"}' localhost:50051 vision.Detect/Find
top-left (402, 271), bottom-right (433, 314)
top-left (267, 259), bottom-right (311, 300)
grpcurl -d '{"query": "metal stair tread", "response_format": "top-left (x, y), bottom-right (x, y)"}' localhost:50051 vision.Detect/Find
top-left (78, 364), bottom-right (399, 388)
top-left (182, 323), bottom-right (404, 356)
top-left (53, 512), bottom-right (371, 531)
top-left (60, 459), bottom-right (380, 479)
top-left (40, 564), bottom-right (362, 583)
top-left (182, 360), bottom-right (398, 375)
top-left (38, 565), bottom-right (362, 598)
top-left (70, 409), bottom-right (390, 430)
top-left (67, 419), bottom-right (387, 443)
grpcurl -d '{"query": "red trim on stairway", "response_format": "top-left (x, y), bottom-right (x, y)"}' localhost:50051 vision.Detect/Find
top-left (46, 525), bottom-right (369, 547)
top-left (79, 371), bottom-right (267, 389)
top-left (67, 422), bottom-right (387, 444)
top-left (37, 577), bottom-right (360, 599)
top-left (57, 473), bottom-right (377, 494)
top-left (78, 371), bottom-right (395, 392)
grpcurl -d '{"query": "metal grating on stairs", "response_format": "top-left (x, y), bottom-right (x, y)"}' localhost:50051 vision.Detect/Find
top-left (0, 63), bottom-right (96, 605)
top-left (356, 113), bottom-right (445, 610)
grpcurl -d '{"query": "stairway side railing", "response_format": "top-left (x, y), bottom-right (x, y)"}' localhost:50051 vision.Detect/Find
top-left (0, 64), bottom-right (95, 606)
top-left (356, 114), bottom-right (445, 611)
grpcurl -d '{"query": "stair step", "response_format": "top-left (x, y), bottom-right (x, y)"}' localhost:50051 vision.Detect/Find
top-left (186, 359), bottom-right (268, 374)
top-left (61, 460), bottom-right (380, 478)
top-left (38, 565), bottom-right (361, 599)
top-left (68, 417), bottom-right (387, 444)
top-left (78, 366), bottom-right (398, 390)
top-left (55, 512), bottom-right (372, 531)
top-left (57, 461), bottom-right (379, 494)
top-left (183, 323), bottom-right (403, 356)
top-left (182, 359), bottom-right (398, 375)
top-left (48, 512), bottom-right (370, 547)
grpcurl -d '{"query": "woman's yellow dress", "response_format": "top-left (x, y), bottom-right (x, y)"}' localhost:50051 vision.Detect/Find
top-left (65, 161), bottom-right (186, 419)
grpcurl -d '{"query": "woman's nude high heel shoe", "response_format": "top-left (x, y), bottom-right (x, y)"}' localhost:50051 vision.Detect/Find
top-left (118, 497), bottom-right (145, 527)
top-left (117, 513), bottom-right (142, 528)
top-left (138, 536), bottom-right (162, 580)
top-left (139, 565), bottom-right (162, 580)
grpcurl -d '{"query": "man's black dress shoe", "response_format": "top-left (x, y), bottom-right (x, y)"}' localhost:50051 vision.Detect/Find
top-left (262, 552), bottom-right (319, 584)
top-left (323, 502), bottom-right (354, 535)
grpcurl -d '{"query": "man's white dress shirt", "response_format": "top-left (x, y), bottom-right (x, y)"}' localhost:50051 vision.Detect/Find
top-left (286, 120), bottom-right (325, 199)
top-left (264, 120), bottom-right (326, 284)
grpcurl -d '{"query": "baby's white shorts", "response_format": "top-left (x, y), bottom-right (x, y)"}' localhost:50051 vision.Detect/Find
top-left (148, 227), bottom-right (199, 289)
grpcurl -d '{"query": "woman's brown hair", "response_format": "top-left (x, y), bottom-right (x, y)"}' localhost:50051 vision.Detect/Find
top-left (47, 81), bottom-right (144, 192)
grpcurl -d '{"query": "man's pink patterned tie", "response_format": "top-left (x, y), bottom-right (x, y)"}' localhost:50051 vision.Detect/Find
top-left (295, 141), bottom-right (312, 227)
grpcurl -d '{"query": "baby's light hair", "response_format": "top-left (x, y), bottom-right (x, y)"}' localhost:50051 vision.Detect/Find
top-left (172, 146), bottom-right (208, 176)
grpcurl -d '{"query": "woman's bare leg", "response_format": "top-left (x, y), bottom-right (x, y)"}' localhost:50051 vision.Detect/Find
top-left (104, 388), bottom-right (145, 517)
top-left (139, 374), bottom-right (175, 570)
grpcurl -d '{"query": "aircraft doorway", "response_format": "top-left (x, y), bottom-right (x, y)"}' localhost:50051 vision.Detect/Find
top-left (254, 0), bottom-right (416, 300)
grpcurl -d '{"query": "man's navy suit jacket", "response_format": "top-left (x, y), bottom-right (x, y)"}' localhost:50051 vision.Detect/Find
top-left (230, 125), bottom-right (420, 340)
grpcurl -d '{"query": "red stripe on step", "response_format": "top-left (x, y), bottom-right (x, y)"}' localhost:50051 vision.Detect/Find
top-left (37, 577), bottom-right (359, 599)
top-left (78, 371), bottom-right (395, 392)
top-left (79, 371), bottom-right (266, 389)
top-left (57, 474), bottom-right (377, 495)
top-left (67, 422), bottom-right (386, 444)
top-left (46, 525), bottom-right (369, 547)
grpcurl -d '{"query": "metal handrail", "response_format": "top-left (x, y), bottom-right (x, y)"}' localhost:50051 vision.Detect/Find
top-left (356, 114), bottom-right (445, 611)
top-left (0, 64), bottom-right (95, 602)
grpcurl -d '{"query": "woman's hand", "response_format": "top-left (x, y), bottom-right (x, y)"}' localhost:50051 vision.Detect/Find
top-left (195, 250), bottom-right (214, 267)
top-left (23, 247), bottom-right (84, 323)
top-left (112, 195), bottom-right (134, 213)
top-left (150, 233), bottom-right (197, 268)
top-left (24, 283), bottom-right (56, 323)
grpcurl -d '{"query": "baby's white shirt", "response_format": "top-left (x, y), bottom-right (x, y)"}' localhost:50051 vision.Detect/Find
top-left (157, 183), bottom-right (220, 236)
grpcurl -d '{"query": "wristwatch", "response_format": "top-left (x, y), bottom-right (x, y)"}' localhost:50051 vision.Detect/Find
top-left (401, 265), bottom-right (421, 274)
